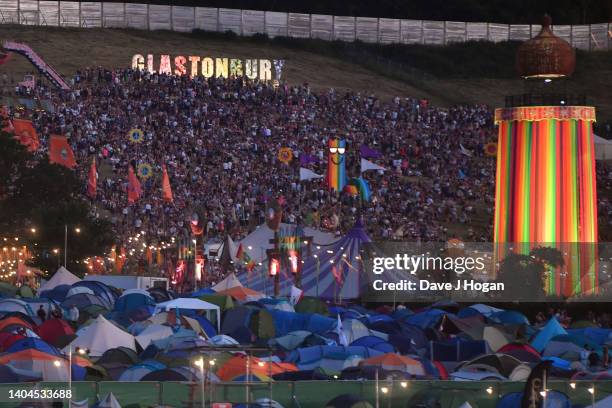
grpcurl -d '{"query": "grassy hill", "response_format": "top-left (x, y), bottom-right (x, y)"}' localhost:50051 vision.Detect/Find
top-left (2, 25), bottom-right (612, 123)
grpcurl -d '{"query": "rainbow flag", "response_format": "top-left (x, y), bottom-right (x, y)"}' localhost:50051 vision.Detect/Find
top-left (327, 139), bottom-right (347, 192)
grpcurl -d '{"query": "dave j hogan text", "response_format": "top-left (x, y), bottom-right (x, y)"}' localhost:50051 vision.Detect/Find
top-left (372, 279), bottom-right (505, 293)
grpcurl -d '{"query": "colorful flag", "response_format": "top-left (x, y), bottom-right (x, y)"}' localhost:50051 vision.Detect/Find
top-left (360, 144), bottom-right (382, 158)
top-left (12, 119), bottom-right (39, 152)
top-left (146, 247), bottom-right (153, 265)
top-left (331, 264), bottom-right (344, 285)
top-left (87, 157), bottom-right (97, 198)
top-left (127, 165), bottom-right (142, 204)
top-left (299, 153), bottom-right (319, 166)
top-left (360, 158), bottom-right (386, 173)
top-left (290, 285), bottom-right (304, 306)
top-left (299, 167), bottom-right (323, 181)
top-left (336, 315), bottom-right (349, 346)
top-left (162, 164), bottom-right (174, 203)
top-left (236, 243), bottom-right (256, 271)
top-left (49, 135), bottom-right (76, 168)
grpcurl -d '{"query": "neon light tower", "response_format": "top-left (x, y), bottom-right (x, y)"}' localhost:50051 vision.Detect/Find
top-left (494, 16), bottom-right (598, 296)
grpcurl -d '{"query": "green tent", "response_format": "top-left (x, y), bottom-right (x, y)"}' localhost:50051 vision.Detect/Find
top-left (17, 285), bottom-right (34, 298)
top-left (0, 282), bottom-right (18, 297)
top-left (295, 297), bottom-right (329, 316)
top-left (196, 294), bottom-right (235, 312)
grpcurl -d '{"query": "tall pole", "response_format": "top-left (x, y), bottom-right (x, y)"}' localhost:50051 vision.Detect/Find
top-left (64, 224), bottom-right (67, 267)
top-left (375, 369), bottom-right (380, 408)
top-left (200, 360), bottom-right (204, 408)
top-left (273, 232), bottom-right (280, 297)
top-left (68, 345), bottom-right (72, 392)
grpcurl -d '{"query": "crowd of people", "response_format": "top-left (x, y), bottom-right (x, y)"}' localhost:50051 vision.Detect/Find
top-left (6, 68), bottom-right (612, 250)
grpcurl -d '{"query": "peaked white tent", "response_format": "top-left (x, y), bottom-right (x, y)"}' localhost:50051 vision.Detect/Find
top-left (594, 134), bottom-right (612, 160)
top-left (212, 273), bottom-right (243, 291)
top-left (238, 223), bottom-right (337, 263)
top-left (38, 266), bottom-right (81, 293)
top-left (135, 324), bottom-right (173, 349)
top-left (155, 298), bottom-right (221, 331)
top-left (98, 392), bottom-right (122, 408)
top-left (64, 315), bottom-right (136, 357)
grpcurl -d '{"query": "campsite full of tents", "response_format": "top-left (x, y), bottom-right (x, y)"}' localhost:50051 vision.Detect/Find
top-left (0, 264), bottom-right (610, 407)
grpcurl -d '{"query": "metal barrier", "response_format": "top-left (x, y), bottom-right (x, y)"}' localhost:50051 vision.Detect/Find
top-left (0, 380), bottom-right (610, 407)
top-left (0, 1), bottom-right (610, 50)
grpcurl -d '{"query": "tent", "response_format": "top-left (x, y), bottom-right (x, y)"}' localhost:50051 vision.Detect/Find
top-left (114, 292), bottom-right (156, 313)
top-left (135, 324), bottom-right (174, 349)
top-left (216, 354), bottom-right (297, 381)
top-left (36, 318), bottom-right (76, 347)
top-left (193, 294), bottom-right (235, 312)
top-left (155, 298), bottom-right (220, 331)
top-left (326, 394), bottom-right (373, 408)
top-left (360, 353), bottom-right (425, 376)
top-left (531, 318), bottom-right (568, 352)
top-left (238, 220), bottom-right (373, 299)
top-left (238, 222), bottom-right (337, 264)
top-left (0, 299), bottom-right (34, 316)
top-left (217, 286), bottom-right (265, 301)
top-left (212, 273), bottom-right (243, 291)
top-left (38, 266), bottom-right (81, 293)
top-left (95, 392), bottom-right (121, 408)
top-left (0, 349), bottom-right (69, 381)
top-left (594, 134), bottom-right (612, 160)
top-left (64, 315), bottom-right (136, 357)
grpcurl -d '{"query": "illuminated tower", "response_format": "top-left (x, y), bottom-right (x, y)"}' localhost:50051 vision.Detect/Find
top-left (494, 16), bottom-right (598, 297)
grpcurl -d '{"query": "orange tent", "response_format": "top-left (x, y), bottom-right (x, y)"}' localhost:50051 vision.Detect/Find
top-left (216, 354), bottom-right (297, 381)
top-left (360, 353), bottom-right (425, 376)
top-left (0, 316), bottom-right (34, 332)
top-left (217, 286), bottom-right (265, 301)
top-left (0, 348), bottom-right (59, 364)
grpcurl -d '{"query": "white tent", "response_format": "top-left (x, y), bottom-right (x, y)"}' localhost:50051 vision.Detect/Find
top-left (64, 315), bottom-right (136, 357)
top-left (38, 266), bottom-right (81, 293)
top-left (155, 298), bottom-right (221, 331)
top-left (594, 134), bottom-right (612, 160)
top-left (212, 273), bottom-right (243, 291)
top-left (135, 324), bottom-right (173, 349)
top-left (98, 392), bottom-right (121, 408)
top-left (239, 223), bottom-right (338, 263)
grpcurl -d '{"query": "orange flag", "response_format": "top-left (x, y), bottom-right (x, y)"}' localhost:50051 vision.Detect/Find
top-left (162, 164), bottom-right (174, 203)
top-left (87, 157), bottom-right (97, 198)
top-left (12, 119), bottom-right (39, 152)
top-left (49, 135), bottom-right (76, 168)
top-left (115, 247), bottom-right (126, 274)
top-left (146, 247), bottom-right (153, 265)
top-left (156, 249), bottom-right (163, 265)
top-left (127, 165), bottom-right (142, 204)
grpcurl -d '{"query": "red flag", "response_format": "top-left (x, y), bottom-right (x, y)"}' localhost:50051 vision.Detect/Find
top-left (12, 119), bottom-right (39, 152)
top-left (49, 135), bottom-right (76, 168)
top-left (127, 165), bottom-right (142, 204)
top-left (162, 164), bottom-right (173, 203)
top-left (332, 264), bottom-right (344, 285)
top-left (87, 157), bottom-right (97, 198)
top-left (146, 247), bottom-right (153, 265)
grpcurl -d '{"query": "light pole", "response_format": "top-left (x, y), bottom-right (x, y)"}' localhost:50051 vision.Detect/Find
top-left (194, 358), bottom-right (205, 408)
top-left (64, 225), bottom-right (81, 267)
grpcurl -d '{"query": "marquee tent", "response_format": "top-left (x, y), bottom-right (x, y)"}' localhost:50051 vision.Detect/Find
top-left (238, 223), bottom-right (338, 264)
top-left (238, 220), bottom-right (372, 299)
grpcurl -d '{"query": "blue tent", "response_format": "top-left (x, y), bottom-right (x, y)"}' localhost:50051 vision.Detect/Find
top-left (405, 309), bottom-right (447, 329)
top-left (489, 310), bottom-right (530, 325)
top-left (496, 391), bottom-right (571, 408)
top-left (430, 338), bottom-right (487, 361)
top-left (287, 345), bottom-right (384, 371)
top-left (70, 281), bottom-right (116, 309)
top-left (270, 310), bottom-right (336, 337)
top-left (531, 318), bottom-right (568, 352)
top-left (349, 336), bottom-right (395, 353)
top-left (567, 327), bottom-right (611, 346)
top-left (114, 293), bottom-right (156, 313)
top-left (6, 337), bottom-right (60, 356)
top-left (38, 284), bottom-right (71, 302)
top-left (238, 220), bottom-right (371, 299)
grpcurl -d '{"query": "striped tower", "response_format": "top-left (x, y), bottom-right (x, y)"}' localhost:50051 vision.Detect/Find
top-left (494, 106), bottom-right (598, 296)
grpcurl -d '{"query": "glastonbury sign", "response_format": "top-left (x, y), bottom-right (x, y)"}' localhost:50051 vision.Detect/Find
top-left (131, 54), bottom-right (285, 81)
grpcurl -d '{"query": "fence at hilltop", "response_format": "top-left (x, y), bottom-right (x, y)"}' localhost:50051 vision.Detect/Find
top-left (0, 0), bottom-right (610, 51)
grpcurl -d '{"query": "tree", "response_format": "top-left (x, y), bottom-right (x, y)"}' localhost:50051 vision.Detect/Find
top-left (497, 246), bottom-right (565, 300)
top-left (0, 119), bottom-right (113, 277)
